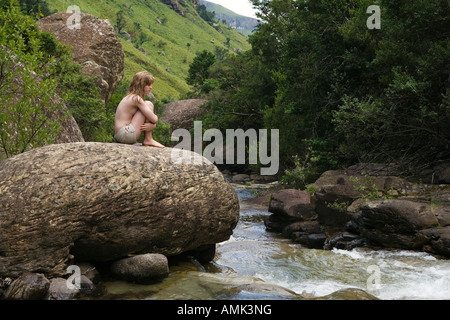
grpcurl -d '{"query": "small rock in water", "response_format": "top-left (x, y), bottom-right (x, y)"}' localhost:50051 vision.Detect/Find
top-left (4, 273), bottom-right (50, 300)
top-left (110, 254), bottom-right (169, 284)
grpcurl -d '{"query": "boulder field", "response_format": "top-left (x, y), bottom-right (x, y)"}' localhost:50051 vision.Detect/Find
top-left (265, 164), bottom-right (450, 257)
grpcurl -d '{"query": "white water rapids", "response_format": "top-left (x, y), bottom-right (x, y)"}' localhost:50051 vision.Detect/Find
top-left (215, 188), bottom-right (450, 300)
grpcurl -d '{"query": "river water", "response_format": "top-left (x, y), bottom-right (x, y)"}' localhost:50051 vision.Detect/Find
top-left (101, 186), bottom-right (450, 300)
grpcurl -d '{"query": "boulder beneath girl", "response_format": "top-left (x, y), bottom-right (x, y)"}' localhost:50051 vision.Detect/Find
top-left (0, 142), bottom-right (240, 279)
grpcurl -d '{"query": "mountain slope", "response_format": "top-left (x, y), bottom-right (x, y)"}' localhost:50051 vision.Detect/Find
top-left (199, 0), bottom-right (259, 36)
top-left (45, 0), bottom-right (251, 100)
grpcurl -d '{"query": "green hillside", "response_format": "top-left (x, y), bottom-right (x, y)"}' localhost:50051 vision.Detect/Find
top-left (200, 0), bottom-right (258, 36)
top-left (45, 0), bottom-right (251, 100)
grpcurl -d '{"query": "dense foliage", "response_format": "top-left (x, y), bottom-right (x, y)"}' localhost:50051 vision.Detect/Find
top-left (0, 2), bottom-right (63, 157)
top-left (0, 0), bottom-right (111, 158)
top-left (190, 0), bottom-right (450, 186)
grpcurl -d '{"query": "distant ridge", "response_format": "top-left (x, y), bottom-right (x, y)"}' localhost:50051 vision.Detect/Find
top-left (199, 0), bottom-right (259, 36)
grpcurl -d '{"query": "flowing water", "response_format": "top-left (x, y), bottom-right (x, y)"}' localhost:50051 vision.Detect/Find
top-left (100, 186), bottom-right (450, 300)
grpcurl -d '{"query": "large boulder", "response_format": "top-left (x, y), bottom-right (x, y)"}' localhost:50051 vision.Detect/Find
top-left (0, 143), bottom-right (240, 279)
top-left (357, 199), bottom-right (439, 250)
top-left (162, 99), bottom-right (206, 131)
top-left (311, 169), bottom-right (437, 228)
top-left (268, 189), bottom-right (315, 222)
top-left (312, 170), bottom-right (366, 228)
top-left (419, 226), bottom-right (450, 257)
top-left (51, 95), bottom-right (85, 144)
top-left (37, 13), bottom-right (124, 106)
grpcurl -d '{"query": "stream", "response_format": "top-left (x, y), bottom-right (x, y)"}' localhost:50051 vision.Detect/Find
top-left (100, 185), bottom-right (450, 300)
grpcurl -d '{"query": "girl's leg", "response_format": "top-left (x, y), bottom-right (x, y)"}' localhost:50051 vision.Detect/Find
top-left (131, 110), bottom-right (146, 140)
top-left (131, 106), bottom-right (164, 148)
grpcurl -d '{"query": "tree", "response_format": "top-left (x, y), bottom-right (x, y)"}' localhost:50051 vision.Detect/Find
top-left (249, 0), bottom-right (450, 178)
top-left (332, 0), bottom-right (450, 174)
top-left (196, 4), bottom-right (215, 25)
top-left (249, 0), bottom-right (360, 176)
top-left (186, 50), bottom-right (216, 90)
top-left (116, 10), bottom-right (126, 33)
top-left (199, 51), bottom-right (274, 131)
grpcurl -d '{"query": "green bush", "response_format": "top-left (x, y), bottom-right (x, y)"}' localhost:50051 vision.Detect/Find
top-left (0, 3), bottom-right (64, 157)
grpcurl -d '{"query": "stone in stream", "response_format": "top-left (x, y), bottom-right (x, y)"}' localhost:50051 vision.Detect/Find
top-left (110, 254), bottom-right (169, 284)
top-left (3, 273), bottom-right (50, 300)
top-left (0, 142), bottom-right (240, 279)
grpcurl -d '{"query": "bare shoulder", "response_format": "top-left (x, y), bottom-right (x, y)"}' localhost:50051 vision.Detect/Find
top-left (124, 94), bottom-right (144, 103)
top-left (119, 94), bottom-right (143, 108)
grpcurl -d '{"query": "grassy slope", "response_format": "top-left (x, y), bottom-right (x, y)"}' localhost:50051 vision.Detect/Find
top-left (200, 0), bottom-right (258, 36)
top-left (45, 0), bottom-right (251, 100)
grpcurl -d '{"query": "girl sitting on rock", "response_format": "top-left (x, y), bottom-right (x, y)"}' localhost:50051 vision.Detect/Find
top-left (114, 71), bottom-right (165, 148)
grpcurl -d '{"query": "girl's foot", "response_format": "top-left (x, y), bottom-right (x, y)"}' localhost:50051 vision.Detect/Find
top-left (143, 139), bottom-right (165, 148)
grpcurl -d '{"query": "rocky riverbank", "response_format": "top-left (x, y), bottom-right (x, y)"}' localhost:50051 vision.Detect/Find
top-left (264, 163), bottom-right (450, 258)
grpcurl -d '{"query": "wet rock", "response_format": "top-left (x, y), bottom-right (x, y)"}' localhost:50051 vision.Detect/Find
top-left (312, 171), bottom-right (364, 228)
top-left (225, 283), bottom-right (305, 300)
top-left (110, 254), bottom-right (169, 284)
top-left (419, 226), bottom-right (450, 257)
top-left (4, 273), bottom-right (50, 300)
top-left (78, 262), bottom-right (100, 283)
top-left (292, 232), bottom-right (327, 249)
top-left (232, 174), bottom-right (251, 183)
top-left (268, 189), bottom-right (316, 221)
top-left (264, 214), bottom-right (291, 233)
top-left (316, 288), bottom-right (378, 300)
top-left (47, 278), bottom-right (79, 300)
top-left (323, 232), bottom-right (366, 250)
top-left (282, 221), bottom-right (323, 238)
top-left (357, 200), bottom-right (439, 250)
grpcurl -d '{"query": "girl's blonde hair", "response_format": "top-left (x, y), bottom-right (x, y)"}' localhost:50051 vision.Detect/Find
top-left (127, 71), bottom-right (155, 99)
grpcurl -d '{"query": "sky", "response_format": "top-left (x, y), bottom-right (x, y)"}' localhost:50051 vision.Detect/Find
top-left (204, 0), bottom-right (258, 19)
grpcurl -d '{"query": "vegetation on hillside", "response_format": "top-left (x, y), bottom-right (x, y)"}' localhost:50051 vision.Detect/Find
top-left (0, 0), bottom-right (108, 158)
top-left (200, 0), bottom-right (258, 36)
top-left (191, 0), bottom-right (450, 186)
top-left (45, 0), bottom-right (250, 100)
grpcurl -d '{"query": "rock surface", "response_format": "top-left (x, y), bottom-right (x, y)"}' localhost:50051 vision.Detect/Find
top-left (162, 99), bottom-right (206, 131)
top-left (4, 273), bottom-right (50, 300)
top-left (0, 142), bottom-right (240, 278)
top-left (357, 199), bottom-right (439, 250)
top-left (37, 13), bottom-right (124, 106)
top-left (268, 189), bottom-right (316, 222)
top-left (110, 254), bottom-right (169, 284)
